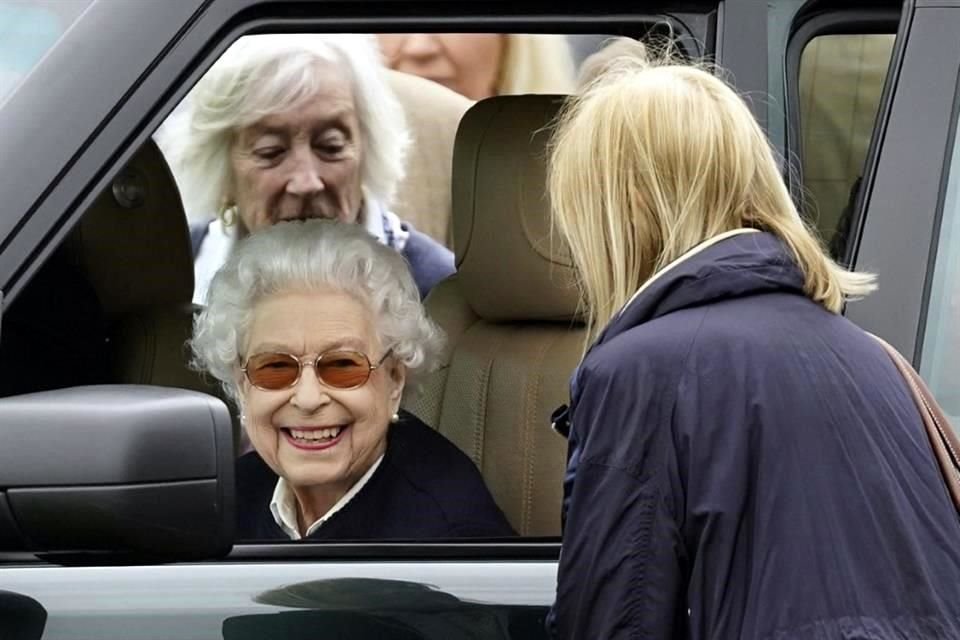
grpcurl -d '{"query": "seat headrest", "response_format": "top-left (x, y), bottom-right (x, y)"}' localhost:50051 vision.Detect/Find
top-left (71, 139), bottom-right (194, 314)
top-left (451, 94), bottom-right (580, 322)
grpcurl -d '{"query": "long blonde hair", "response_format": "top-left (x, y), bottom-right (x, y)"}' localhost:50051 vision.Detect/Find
top-left (548, 56), bottom-right (876, 342)
top-left (497, 34), bottom-right (576, 95)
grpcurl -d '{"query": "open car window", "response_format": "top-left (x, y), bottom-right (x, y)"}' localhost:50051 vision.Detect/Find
top-left (0, 25), bottom-right (709, 548)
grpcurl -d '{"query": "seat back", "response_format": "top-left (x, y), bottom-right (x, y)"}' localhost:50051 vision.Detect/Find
top-left (69, 140), bottom-right (230, 406)
top-left (386, 70), bottom-right (473, 247)
top-left (403, 95), bottom-right (584, 536)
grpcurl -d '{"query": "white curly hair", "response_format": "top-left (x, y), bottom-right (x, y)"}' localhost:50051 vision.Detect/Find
top-left (156, 33), bottom-right (410, 223)
top-left (190, 219), bottom-right (444, 404)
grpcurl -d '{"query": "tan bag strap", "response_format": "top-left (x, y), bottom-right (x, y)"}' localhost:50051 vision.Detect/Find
top-left (872, 334), bottom-right (960, 512)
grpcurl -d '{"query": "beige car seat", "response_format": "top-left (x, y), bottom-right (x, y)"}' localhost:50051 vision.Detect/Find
top-left (402, 95), bottom-right (585, 536)
top-left (386, 70), bottom-right (473, 248)
top-left (67, 139), bottom-right (233, 418)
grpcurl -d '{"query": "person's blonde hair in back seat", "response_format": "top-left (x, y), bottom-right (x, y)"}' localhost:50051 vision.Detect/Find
top-left (378, 34), bottom-right (575, 100)
top-left (498, 34), bottom-right (577, 95)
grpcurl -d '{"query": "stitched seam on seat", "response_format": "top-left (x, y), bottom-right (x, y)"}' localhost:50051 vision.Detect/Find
top-left (523, 332), bottom-right (555, 534)
top-left (472, 332), bottom-right (506, 468)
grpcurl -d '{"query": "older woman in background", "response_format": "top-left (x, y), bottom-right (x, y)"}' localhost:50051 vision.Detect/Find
top-left (191, 220), bottom-right (513, 541)
top-left (376, 33), bottom-right (574, 100)
top-left (159, 34), bottom-right (454, 303)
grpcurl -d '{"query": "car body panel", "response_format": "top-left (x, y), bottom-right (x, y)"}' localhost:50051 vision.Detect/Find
top-left (0, 559), bottom-right (557, 639)
top-left (847, 3), bottom-right (960, 358)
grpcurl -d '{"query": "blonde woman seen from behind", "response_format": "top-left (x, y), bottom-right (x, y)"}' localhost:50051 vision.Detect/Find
top-left (547, 58), bottom-right (960, 639)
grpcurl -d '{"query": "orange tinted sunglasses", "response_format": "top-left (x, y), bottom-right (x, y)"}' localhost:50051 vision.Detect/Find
top-left (242, 349), bottom-right (392, 391)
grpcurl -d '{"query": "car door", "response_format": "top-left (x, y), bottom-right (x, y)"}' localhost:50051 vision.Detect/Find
top-left (0, 1), bottom-right (721, 637)
top-left (845, 0), bottom-right (960, 415)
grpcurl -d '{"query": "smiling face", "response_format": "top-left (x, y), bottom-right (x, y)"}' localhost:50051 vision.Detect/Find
top-left (228, 61), bottom-right (364, 232)
top-left (237, 288), bottom-right (404, 515)
top-left (377, 34), bottom-right (505, 100)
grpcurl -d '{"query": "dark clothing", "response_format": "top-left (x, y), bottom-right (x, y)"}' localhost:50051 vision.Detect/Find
top-left (551, 231), bottom-right (960, 639)
top-left (235, 411), bottom-right (514, 541)
top-left (401, 225), bottom-right (455, 300)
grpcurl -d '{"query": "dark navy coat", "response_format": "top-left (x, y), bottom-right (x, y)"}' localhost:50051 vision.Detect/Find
top-left (551, 231), bottom-right (960, 639)
top-left (235, 410), bottom-right (514, 541)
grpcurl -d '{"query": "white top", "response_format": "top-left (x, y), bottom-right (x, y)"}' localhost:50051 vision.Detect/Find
top-left (269, 454), bottom-right (385, 540)
top-left (191, 199), bottom-right (410, 305)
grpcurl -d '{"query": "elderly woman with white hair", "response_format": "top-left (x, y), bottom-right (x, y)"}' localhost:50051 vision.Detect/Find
top-left (191, 219), bottom-right (513, 540)
top-left (161, 34), bottom-right (454, 303)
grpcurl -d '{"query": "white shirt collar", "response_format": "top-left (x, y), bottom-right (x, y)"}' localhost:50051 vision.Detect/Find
top-left (269, 454), bottom-right (385, 540)
top-left (361, 198), bottom-right (387, 243)
top-left (362, 198), bottom-right (409, 251)
top-left (618, 228), bottom-right (761, 318)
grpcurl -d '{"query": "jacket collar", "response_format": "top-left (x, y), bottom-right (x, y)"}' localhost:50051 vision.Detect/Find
top-left (592, 229), bottom-right (806, 350)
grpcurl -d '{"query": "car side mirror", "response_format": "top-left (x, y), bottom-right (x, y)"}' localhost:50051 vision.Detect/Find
top-left (0, 385), bottom-right (234, 562)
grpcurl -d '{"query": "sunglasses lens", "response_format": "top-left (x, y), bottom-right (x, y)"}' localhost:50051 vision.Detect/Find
top-left (246, 353), bottom-right (300, 390)
top-left (317, 351), bottom-right (370, 388)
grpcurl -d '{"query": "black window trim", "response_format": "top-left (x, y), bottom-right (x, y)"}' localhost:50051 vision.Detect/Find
top-left (0, 541), bottom-right (562, 566)
top-left (229, 540), bottom-right (562, 562)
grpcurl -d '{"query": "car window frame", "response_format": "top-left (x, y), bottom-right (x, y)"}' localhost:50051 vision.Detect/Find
top-left (716, 0), bottom-right (768, 130)
top-left (846, 0), bottom-right (960, 360)
top-left (914, 57), bottom-right (960, 373)
top-left (0, 0), bottom-right (722, 561)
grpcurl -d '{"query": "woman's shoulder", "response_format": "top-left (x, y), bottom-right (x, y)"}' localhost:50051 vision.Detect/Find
top-left (384, 411), bottom-right (515, 536)
top-left (386, 411), bottom-right (475, 475)
top-left (580, 315), bottom-right (706, 384)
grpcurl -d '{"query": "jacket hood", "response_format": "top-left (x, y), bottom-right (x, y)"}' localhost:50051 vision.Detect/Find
top-left (594, 230), bottom-right (806, 348)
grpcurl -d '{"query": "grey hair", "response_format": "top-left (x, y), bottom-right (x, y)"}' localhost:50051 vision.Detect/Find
top-left (190, 219), bottom-right (445, 404)
top-left (158, 33), bottom-right (410, 222)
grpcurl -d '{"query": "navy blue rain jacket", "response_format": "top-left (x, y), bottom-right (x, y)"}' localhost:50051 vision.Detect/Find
top-left (551, 231), bottom-right (960, 639)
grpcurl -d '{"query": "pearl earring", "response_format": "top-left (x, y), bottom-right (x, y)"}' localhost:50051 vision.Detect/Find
top-left (390, 412), bottom-right (400, 424)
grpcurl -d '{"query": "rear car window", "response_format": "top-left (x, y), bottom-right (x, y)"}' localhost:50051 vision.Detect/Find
top-left (797, 33), bottom-right (895, 257)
